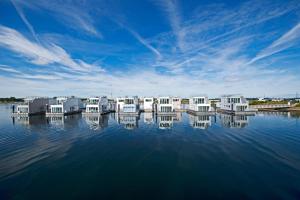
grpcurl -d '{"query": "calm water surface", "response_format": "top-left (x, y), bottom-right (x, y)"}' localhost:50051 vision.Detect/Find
top-left (0, 104), bottom-right (300, 199)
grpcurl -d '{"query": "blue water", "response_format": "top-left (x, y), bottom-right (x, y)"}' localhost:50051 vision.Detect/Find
top-left (0, 104), bottom-right (300, 199)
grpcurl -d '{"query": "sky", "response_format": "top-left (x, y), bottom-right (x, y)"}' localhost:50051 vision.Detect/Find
top-left (0, 0), bottom-right (299, 98)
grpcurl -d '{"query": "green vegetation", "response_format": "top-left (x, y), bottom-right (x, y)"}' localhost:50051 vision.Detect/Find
top-left (295, 103), bottom-right (300, 108)
top-left (249, 100), bottom-right (288, 105)
top-left (0, 97), bottom-right (24, 103)
top-left (181, 99), bottom-right (189, 104)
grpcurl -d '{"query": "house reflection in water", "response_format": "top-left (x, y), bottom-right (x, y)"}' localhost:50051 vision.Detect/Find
top-left (116, 113), bottom-right (140, 130)
top-left (158, 115), bottom-right (174, 129)
top-left (12, 115), bottom-right (47, 126)
top-left (220, 114), bottom-right (249, 128)
top-left (189, 114), bottom-right (214, 129)
top-left (46, 114), bottom-right (81, 128)
top-left (84, 114), bottom-right (109, 130)
top-left (144, 112), bottom-right (154, 124)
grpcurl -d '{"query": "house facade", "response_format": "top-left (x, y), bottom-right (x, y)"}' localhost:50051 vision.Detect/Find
top-left (48, 97), bottom-right (81, 115)
top-left (220, 95), bottom-right (249, 112)
top-left (117, 96), bottom-right (139, 113)
top-left (85, 96), bottom-right (109, 114)
top-left (143, 97), bottom-right (154, 112)
top-left (189, 96), bottom-right (212, 112)
top-left (15, 97), bottom-right (50, 115)
top-left (157, 97), bottom-right (173, 113)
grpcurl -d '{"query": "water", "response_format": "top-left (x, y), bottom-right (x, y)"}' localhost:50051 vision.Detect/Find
top-left (1, 104), bottom-right (300, 199)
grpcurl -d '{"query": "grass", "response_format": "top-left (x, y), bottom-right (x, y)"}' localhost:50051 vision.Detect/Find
top-left (249, 100), bottom-right (288, 105)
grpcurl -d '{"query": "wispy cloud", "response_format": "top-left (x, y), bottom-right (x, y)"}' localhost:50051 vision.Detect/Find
top-left (0, 25), bottom-right (103, 72)
top-left (156, 0), bottom-right (185, 51)
top-left (10, 0), bottom-right (40, 43)
top-left (13, 0), bottom-right (101, 37)
top-left (249, 22), bottom-right (300, 64)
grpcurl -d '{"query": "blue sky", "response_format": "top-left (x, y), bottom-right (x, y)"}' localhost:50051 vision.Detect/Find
top-left (0, 0), bottom-right (299, 98)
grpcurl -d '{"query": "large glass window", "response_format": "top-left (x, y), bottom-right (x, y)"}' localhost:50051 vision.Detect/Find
top-left (52, 107), bottom-right (63, 113)
top-left (194, 98), bottom-right (204, 104)
top-left (160, 98), bottom-right (169, 104)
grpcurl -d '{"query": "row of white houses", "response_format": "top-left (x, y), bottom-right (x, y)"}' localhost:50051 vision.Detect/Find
top-left (13, 95), bottom-right (251, 116)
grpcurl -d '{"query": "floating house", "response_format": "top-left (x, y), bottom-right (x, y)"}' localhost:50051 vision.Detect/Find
top-left (14, 97), bottom-right (50, 115)
top-left (85, 96), bottom-right (109, 114)
top-left (47, 97), bottom-right (82, 115)
top-left (172, 97), bottom-right (181, 111)
top-left (143, 97), bottom-right (154, 112)
top-left (220, 95), bottom-right (250, 113)
top-left (157, 97), bottom-right (174, 113)
top-left (116, 96), bottom-right (139, 114)
top-left (188, 96), bottom-right (214, 115)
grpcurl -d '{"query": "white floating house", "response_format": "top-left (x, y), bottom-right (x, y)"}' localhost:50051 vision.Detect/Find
top-left (143, 97), bottom-right (154, 112)
top-left (220, 95), bottom-right (250, 113)
top-left (189, 96), bottom-right (212, 112)
top-left (117, 96), bottom-right (139, 113)
top-left (47, 97), bottom-right (82, 115)
top-left (85, 96), bottom-right (109, 114)
top-left (189, 115), bottom-right (212, 129)
top-left (15, 97), bottom-right (50, 115)
top-left (157, 97), bottom-right (173, 113)
top-left (172, 97), bottom-right (181, 111)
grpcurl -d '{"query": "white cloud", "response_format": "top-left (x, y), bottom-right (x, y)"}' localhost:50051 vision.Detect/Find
top-left (0, 25), bottom-right (103, 72)
top-left (250, 22), bottom-right (300, 64)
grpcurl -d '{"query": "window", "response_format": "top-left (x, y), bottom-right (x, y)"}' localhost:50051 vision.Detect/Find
top-left (160, 98), bottom-right (169, 104)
